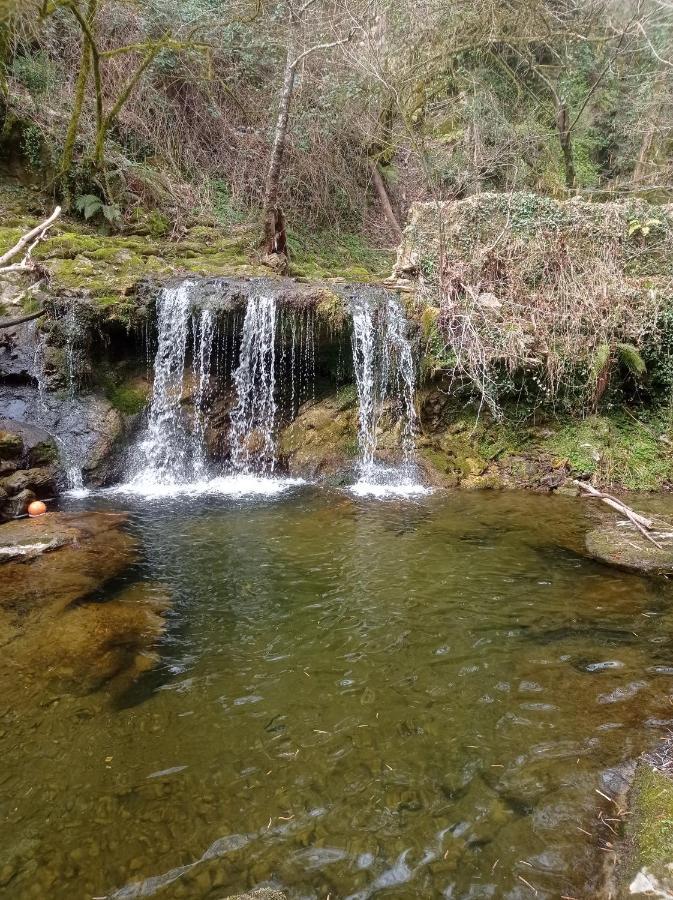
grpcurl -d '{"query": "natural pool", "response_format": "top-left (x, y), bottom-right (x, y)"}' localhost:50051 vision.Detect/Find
top-left (2, 486), bottom-right (673, 899)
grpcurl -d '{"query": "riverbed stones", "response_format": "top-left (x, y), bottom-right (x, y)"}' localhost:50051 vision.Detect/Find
top-left (585, 522), bottom-right (673, 575)
top-left (222, 890), bottom-right (286, 900)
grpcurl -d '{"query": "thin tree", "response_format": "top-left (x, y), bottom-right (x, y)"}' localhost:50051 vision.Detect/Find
top-left (262, 0), bottom-right (353, 262)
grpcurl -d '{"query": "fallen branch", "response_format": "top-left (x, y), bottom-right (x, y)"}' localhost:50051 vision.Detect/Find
top-left (0, 308), bottom-right (47, 330)
top-left (0, 207), bottom-right (61, 270)
top-left (574, 479), bottom-right (666, 548)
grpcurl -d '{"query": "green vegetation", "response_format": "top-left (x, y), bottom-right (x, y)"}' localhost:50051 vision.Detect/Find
top-left (103, 379), bottom-right (149, 416)
top-left (288, 229), bottom-right (393, 281)
top-left (627, 763), bottom-right (673, 881)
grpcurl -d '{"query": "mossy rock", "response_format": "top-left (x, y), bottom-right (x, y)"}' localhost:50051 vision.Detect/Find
top-left (0, 431), bottom-right (23, 458)
top-left (585, 523), bottom-right (673, 575)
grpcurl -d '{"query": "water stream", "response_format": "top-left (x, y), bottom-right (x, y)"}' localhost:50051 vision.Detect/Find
top-left (229, 294), bottom-right (278, 475)
top-left (132, 282), bottom-right (193, 486)
top-left (350, 293), bottom-right (425, 497)
top-left (3, 488), bottom-right (673, 899)
top-left (191, 308), bottom-right (215, 480)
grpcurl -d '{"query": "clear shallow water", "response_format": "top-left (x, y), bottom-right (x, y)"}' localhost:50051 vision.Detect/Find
top-left (3, 488), bottom-right (673, 899)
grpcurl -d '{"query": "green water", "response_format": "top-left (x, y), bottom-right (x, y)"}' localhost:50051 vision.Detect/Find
top-left (3, 487), bottom-right (673, 899)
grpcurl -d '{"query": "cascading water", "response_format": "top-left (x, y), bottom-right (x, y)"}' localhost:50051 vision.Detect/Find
top-left (349, 292), bottom-right (427, 496)
top-left (133, 282), bottom-right (193, 485)
top-left (228, 294), bottom-right (277, 474)
top-left (191, 308), bottom-right (215, 479)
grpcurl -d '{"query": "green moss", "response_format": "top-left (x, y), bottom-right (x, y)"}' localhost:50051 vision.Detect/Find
top-left (29, 440), bottom-right (59, 466)
top-left (288, 227), bottom-right (394, 281)
top-left (316, 290), bottom-right (348, 329)
top-left (629, 765), bottom-right (673, 868)
top-left (0, 431), bottom-right (23, 458)
top-left (102, 377), bottom-right (149, 415)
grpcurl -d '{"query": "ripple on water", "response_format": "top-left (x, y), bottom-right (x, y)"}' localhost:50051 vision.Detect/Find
top-left (4, 489), bottom-right (673, 900)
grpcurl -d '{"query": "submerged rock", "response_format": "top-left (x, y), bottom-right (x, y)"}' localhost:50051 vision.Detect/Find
top-left (0, 511), bottom-right (168, 694)
top-left (585, 523), bottom-right (673, 575)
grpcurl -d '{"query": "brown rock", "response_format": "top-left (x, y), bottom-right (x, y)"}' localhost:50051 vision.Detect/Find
top-left (5, 488), bottom-right (35, 518)
top-left (1, 466), bottom-right (57, 495)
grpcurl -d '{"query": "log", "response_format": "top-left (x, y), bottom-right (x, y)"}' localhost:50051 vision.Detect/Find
top-left (573, 479), bottom-right (666, 548)
top-left (368, 160), bottom-right (403, 242)
top-left (0, 308), bottom-right (46, 330)
top-left (0, 207), bottom-right (61, 270)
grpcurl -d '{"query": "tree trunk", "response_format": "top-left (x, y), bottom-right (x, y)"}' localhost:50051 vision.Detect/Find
top-left (263, 27), bottom-right (297, 256)
top-left (368, 159), bottom-right (403, 242)
top-left (60, 26), bottom-right (92, 186)
top-left (556, 102), bottom-right (576, 192)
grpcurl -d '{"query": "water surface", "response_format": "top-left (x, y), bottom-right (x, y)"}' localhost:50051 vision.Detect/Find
top-left (2, 488), bottom-right (673, 899)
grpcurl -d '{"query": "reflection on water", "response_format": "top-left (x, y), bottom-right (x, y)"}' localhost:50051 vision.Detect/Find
top-left (2, 488), bottom-right (673, 899)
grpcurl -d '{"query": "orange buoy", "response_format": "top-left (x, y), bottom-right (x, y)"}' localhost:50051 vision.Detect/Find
top-left (27, 500), bottom-right (47, 517)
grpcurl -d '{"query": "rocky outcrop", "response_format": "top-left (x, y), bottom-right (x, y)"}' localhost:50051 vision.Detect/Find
top-left (615, 742), bottom-right (673, 897)
top-left (0, 385), bottom-right (128, 486)
top-left (0, 419), bottom-right (60, 520)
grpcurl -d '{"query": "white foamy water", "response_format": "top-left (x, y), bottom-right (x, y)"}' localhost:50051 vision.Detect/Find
top-left (349, 481), bottom-right (432, 499)
top-left (105, 475), bottom-right (304, 500)
top-left (349, 293), bottom-right (427, 498)
top-left (63, 485), bottom-right (91, 500)
top-left (349, 463), bottom-right (432, 499)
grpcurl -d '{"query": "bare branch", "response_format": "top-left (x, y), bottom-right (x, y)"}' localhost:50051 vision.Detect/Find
top-left (0, 208), bottom-right (61, 269)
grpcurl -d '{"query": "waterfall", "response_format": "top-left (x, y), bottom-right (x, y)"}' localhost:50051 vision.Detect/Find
top-left (350, 292), bottom-right (425, 495)
top-left (229, 294), bottom-right (277, 475)
top-left (191, 308), bottom-right (215, 479)
top-left (351, 297), bottom-right (378, 472)
top-left (133, 283), bottom-right (193, 484)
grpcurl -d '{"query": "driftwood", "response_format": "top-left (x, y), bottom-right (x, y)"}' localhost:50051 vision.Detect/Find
top-left (0, 308), bottom-right (46, 330)
top-left (0, 207), bottom-right (61, 273)
top-left (573, 479), bottom-right (667, 548)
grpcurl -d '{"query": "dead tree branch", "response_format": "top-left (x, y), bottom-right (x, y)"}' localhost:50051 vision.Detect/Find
top-left (573, 479), bottom-right (668, 548)
top-left (0, 309), bottom-right (47, 330)
top-left (0, 208), bottom-right (61, 271)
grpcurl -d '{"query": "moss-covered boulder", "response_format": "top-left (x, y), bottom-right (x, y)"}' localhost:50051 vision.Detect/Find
top-left (277, 390), bottom-right (360, 478)
top-left (585, 523), bottom-right (673, 575)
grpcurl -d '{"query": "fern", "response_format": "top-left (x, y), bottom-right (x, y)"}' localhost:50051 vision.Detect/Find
top-left (591, 343), bottom-right (611, 381)
top-left (75, 194), bottom-right (104, 220)
top-left (616, 342), bottom-right (646, 377)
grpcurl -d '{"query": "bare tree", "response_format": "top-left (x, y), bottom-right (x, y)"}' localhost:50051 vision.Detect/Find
top-left (38, 0), bottom-right (209, 191)
top-left (262, 0), bottom-right (353, 263)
